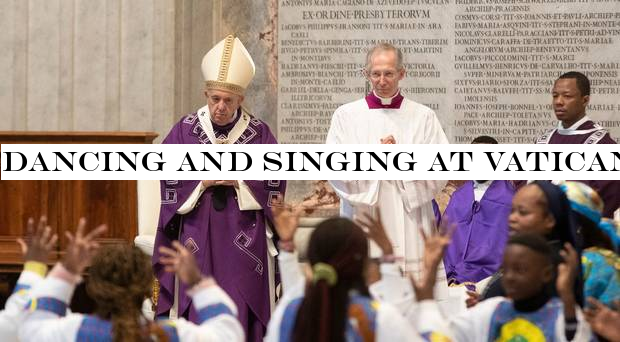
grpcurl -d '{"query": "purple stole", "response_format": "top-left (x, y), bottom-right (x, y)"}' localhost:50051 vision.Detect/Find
top-left (365, 91), bottom-right (404, 109)
top-left (443, 181), bottom-right (514, 286)
top-left (537, 120), bottom-right (619, 217)
top-left (152, 111), bottom-right (285, 342)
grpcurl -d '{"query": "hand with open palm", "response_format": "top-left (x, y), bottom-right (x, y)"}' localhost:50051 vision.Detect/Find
top-left (62, 218), bottom-right (107, 275)
top-left (159, 241), bottom-right (204, 287)
top-left (18, 216), bottom-right (58, 264)
top-left (410, 225), bottom-right (453, 301)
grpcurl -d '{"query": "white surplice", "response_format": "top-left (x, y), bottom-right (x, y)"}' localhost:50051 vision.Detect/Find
top-left (326, 95), bottom-right (450, 298)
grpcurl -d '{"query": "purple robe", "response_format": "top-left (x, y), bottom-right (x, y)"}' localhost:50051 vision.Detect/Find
top-left (442, 180), bottom-right (514, 286)
top-left (538, 120), bottom-right (619, 217)
top-left (152, 111), bottom-right (285, 342)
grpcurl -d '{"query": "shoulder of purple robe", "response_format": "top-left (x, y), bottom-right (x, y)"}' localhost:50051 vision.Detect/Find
top-left (443, 181), bottom-right (474, 222)
top-left (578, 120), bottom-right (616, 144)
top-left (536, 128), bottom-right (556, 144)
top-left (243, 115), bottom-right (278, 144)
top-left (597, 133), bottom-right (617, 144)
top-left (162, 113), bottom-right (205, 145)
top-left (450, 181), bottom-right (474, 202)
top-left (578, 120), bottom-right (597, 130)
top-left (482, 181), bottom-right (516, 206)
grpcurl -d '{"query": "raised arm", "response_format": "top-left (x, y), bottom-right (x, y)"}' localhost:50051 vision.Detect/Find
top-left (158, 241), bottom-right (244, 342)
top-left (271, 200), bottom-right (306, 293)
top-left (1, 217), bottom-right (57, 340)
top-left (19, 219), bottom-right (107, 342)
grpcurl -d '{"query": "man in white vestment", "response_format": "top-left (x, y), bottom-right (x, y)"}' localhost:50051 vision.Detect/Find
top-left (326, 43), bottom-right (449, 289)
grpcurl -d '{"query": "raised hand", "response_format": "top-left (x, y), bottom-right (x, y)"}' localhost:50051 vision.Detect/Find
top-left (410, 226), bottom-right (452, 301)
top-left (380, 135), bottom-right (396, 144)
top-left (556, 242), bottom-right (578, 299)
top-left (355, 211), bottom-right (393, 256)
top-left (159, 241), bottom-right (203, 287)
top-left (17, 216), bottom-right (58, 264)
top-left (584, 297), bottom-right (620, 341)
top-left (420, 226), bottom-right (452, 273)
top-left (62, 218), bottom-right (107, 275)
top-left (271, 197), bottom-right (305, 242)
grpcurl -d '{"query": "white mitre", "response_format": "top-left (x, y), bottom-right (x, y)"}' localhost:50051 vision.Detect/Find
top-left (201, 35), bottom-right (255, 96)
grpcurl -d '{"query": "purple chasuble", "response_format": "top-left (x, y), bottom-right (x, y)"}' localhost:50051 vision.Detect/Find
top-left (538, 120), bottom-right (619, 217)
top-left (152, 111), bottom-right (285, 342)
top-left (442, 180), bottom-right (514, 286)
top-left (544, 120), bottom-right (616, 145)
top-left (364, 91), bottom-right (404, 109)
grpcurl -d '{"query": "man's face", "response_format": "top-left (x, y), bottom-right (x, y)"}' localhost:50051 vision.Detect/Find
top-left (552, 78), bottom-right (589, 128)
top-left (205, 89), bottom-right (244, 126)
top-left (501, 244), bottom-right (552, 301)
top-left (367, 50), bottom-right (405, 98)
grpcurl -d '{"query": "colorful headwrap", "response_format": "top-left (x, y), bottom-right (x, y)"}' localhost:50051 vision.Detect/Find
top-left (560, 181), bottom-right (620, 251)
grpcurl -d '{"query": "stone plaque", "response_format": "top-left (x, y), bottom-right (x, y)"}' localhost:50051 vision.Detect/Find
top-left (277, 0), bottom-right (620, 144)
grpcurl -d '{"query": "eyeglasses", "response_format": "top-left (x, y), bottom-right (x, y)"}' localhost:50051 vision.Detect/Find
top-left (366, 70), bottom-right (400, 81)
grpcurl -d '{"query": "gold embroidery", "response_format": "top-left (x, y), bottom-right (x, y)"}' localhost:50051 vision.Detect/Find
top-left (205, 80), bottom-right (245, 95)
top-left (218, 35), bottom-right (235, 82)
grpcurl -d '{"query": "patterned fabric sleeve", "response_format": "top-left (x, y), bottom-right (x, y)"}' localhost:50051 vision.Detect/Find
top-left (18, 268), bottom-right (85, 342)
top-left (172, 283), bottom-right (245, 342)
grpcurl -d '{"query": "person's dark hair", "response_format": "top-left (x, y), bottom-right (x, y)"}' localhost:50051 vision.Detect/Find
top-left (471, 135), bottom-right (498, 144)
top-left (530, 181), bottom-right (585, 306)
top-left (507, 233), bottom-right (553, 265)
top-left (557, 71), bottom-right (590, 96)
top-left (293, 218), bottom-right (369, 342)
top-left (575, 213), bottom-right (614, 251)
top-left (87, 244), bottom-right (155, 342)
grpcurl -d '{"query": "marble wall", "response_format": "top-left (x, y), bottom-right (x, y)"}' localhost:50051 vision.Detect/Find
top-left (0, 0), bottom-right (226, 142)
top-left (220, 0), bottom-right (279, 131)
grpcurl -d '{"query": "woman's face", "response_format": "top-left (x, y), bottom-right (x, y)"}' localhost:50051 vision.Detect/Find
top-left (509, 185), bottom-right (555, 236)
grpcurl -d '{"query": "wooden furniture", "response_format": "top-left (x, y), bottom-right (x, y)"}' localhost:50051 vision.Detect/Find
top-left (0, 131), bottom-right (158, 273)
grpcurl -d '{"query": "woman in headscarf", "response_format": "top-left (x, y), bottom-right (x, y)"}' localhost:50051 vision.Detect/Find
top-left (479, 181), bottom-right (584, 306)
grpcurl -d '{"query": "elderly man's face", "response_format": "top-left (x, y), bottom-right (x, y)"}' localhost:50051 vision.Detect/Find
top-left (367, 50), bottom-right (405, 98)
top-left (552, 78), bottom-right (589, 128)
top-left (205, 89), bottom-right (244, 126)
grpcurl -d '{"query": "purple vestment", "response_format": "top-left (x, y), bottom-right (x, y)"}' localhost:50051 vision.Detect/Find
top-left (442, 180), bottom-right (515, 286)
top-left (365, 91), bottom-right (404, 109)
top-left (538, 120), bottom-right (619, 217)
top-left (152, 111), bottom-right (285, 342)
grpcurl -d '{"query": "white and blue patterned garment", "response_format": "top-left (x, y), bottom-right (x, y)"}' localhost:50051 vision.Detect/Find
top-left (264, 251), bottom-right (450, 342)
top-left (0, 270), bottom-right (45, 342)
top-left (278, 295), bottom-right (378, 342)
top-left (450, 296), bottom-right (593, 342)
top-left (18, 269), bottom-right (244, 342)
